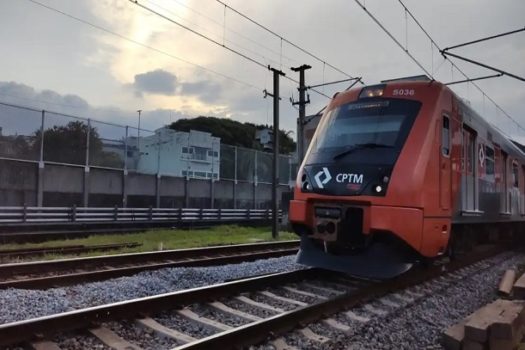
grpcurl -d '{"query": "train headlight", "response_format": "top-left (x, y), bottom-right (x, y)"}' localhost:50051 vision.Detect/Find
top-left (359, 84), bottom-right (385, 98)
top-left (375, 185), bottom-right (383, 193)
top-left (302, 181), bottom-right (312, 191)
top-left (299, 171), bottom-right (313, 192)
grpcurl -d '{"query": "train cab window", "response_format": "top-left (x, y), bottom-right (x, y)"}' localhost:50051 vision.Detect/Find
top-left (512, 162), bottom-right (519, 188)
top-left (442, 116), bottom-right (450, 156)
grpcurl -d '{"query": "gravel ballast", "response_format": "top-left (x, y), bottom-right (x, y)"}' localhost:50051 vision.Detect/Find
top-left (281, 252), bottom-right (525, 350)
top-left (0, 255), bottom-right (301, 324)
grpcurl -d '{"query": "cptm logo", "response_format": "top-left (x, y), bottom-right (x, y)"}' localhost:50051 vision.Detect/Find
top-left (314, 167), bottom-right (332, 189)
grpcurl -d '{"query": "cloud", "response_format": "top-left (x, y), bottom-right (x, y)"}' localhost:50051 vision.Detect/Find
top-left (0, 81), bottom-right (189, 136)
top-left (129, 69), bottom-right (224, 104)
top-left (132, 69), bottom-right (177, 97)
top-left (181, 80), bottom-right (222, 103)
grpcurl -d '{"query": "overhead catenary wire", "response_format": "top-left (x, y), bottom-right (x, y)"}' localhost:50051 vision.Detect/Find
top-left (144, 0), bottom-right (292, 70)
top-left (354, 0), bottom-right (524, 136)
top-left (353, 0), bottom-right (433, 79)
top-left (215, 0), bottom-right (364, 84)
top-left (130, 0), bottom-right (333, 99)
top-left (395, 0), bottom-right (525, 135)
top-left (25, 0), bottom-right (262, 91)
top-left (167, 0), bottom-right (300, 66)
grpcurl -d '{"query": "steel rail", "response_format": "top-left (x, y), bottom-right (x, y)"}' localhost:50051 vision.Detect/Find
top-left (0, 245), bottom-right (504, 348)
top-left (0, 242), bottom-right (142, 259)
top-left (176, 245), bottom-right (505, 349)
top-left (0, 240), bottom-right (299, 289)
top-left (0, 268), bottom-right (321, 346)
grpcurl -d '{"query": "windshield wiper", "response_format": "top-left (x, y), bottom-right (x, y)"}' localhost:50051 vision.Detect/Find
top-left (333, 142), bottom-right (393, 160)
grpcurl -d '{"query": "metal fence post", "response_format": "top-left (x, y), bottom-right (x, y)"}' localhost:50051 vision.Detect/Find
top-left (23, 204), bottom-right (27, 223)
top-left (156, 132), bottom-right (161, 208)
top-left (233, 146), bottom-right (238, 209)
top-left (149, 205), bottom-right (153, 221)
top-left (288, 155), bottom-right (292, 184)
top-left (37, 110), bottom-right (45, 207)
top-left (123, 126), bottom-right (129, 208)
top-left (253, 150), bottom-right (258, 209)
top-left (71, 204), bottom-right (77, 222)
top-left (83, 119), bottom-right (91, 207)
top-left (114, 205), bottom-right (118, 221)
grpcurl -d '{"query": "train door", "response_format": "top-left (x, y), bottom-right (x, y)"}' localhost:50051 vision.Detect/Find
top-left (462, 127), bottom-right (477, 212)
top-left (511, 161), bottom-right (520, 214)
top-left (522, 165), bottom-right (525, 215)
top-left (501, 151), bottom-right (509, 213)
top-left (440, 115), bottom-right (451, 210)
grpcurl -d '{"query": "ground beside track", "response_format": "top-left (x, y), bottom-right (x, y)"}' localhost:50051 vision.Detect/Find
top-left (253, 251), bottom-right (524, 350)
top-left (0, 225), bottom-right (296, 262)
top-left (0, 254), bottom-right (302, 324)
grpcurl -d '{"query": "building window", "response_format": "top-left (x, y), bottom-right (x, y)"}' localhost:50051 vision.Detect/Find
top-left (442, 116), bottom-right (450, 156)
top-left (207, 150), bottom-right (219, 158)
top-left (193, 147), bottom-right (207, 161)
top-left (182, 147), bottom-right (189, 154)
top-left (194, 171), bottom-right (207, 178)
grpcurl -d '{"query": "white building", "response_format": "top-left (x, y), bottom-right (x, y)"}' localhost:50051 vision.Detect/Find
top-left (137, 128), bottom-right (220, 179)
top-left (255, 128), bottom-right (273, 151)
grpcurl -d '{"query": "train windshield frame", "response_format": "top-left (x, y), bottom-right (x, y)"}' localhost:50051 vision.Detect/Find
top-left (305, 98), bottom-right (422, 165)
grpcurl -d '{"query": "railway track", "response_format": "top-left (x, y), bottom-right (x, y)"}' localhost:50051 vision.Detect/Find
top-left (0, 242), bottom-right (142, 262)
top-left (0, 245), bottom-right (505, 349)
top-left (0, 240), bottom-right (299, 289)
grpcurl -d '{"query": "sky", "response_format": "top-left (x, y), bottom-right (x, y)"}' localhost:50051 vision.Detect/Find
top-left (0, 0), bottom-right (524, 140)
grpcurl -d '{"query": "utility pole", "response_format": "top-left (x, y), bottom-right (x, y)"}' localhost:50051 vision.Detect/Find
top-left (291, 65), bottom-right (311, 164)
top-left (137, 109), bottom-right (142, 152)
top-left (267, 66), bottom-right (285, 239)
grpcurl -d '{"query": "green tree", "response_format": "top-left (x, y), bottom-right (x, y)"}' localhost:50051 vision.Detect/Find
top-left (33, 121), bottom-right (124, 168)
top-left (0, 134), bottom-right (36, 160)
top-left (169, 116), bottom-right (296, 154)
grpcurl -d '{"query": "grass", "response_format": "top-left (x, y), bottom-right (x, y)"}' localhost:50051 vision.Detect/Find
top-left (0, 225), bottom-right (298, 262)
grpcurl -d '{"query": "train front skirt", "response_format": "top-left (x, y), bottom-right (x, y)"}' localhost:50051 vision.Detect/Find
top-left (296, 236), bottom-right (413, 279)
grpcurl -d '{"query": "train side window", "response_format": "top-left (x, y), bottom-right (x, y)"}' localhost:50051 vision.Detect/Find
top-left (513, 162), bottom-right (519, 187)
top-left (442, 116), bottom-right (450, 156)
top-left (485, 146), bottom-right (495, 177)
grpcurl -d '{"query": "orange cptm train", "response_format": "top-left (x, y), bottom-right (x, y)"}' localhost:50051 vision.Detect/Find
top-left (290, 76), bottom-right (525, 278)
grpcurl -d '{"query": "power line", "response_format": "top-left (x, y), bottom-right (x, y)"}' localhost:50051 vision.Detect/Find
top-left (215, 0), bottom-right (364, 84)
top-left (353, 0), bottom-right (433, 78)
top-left (130, 0), bottom-right (333, 99)
top-left (355, 0), bottom-right (524, 135)
top-left (131, 0), bottom-right (267, 69)
top-left (443, 26), bottom-right (525, 51)
top-left (144, 0), bottom-right (292, 69)
top-left (396, 0), bottom-right (524, 134)
top-left (166, 0), bottom-right (301, 66)
top-left (25, 0), bottom-right (262, 91)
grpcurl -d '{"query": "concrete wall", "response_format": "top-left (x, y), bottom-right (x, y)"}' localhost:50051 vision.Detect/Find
top-left (159, 176), bottom-right (185, 208)
top-left (0, 160), bottom-right (37, 206)
top-left (89, 168), bottom-right (123, 207)
top-left (0, 158), bottom-right (291, 209)
top-left (43, 164), bottom-right (83, 207)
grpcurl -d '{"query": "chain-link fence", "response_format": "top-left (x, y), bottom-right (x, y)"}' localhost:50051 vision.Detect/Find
top-left (0, 101), bottom-right (294, 208)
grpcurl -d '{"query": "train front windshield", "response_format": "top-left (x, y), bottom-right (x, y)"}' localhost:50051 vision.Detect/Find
top-left (305, 99), bottom-right (421, 166)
